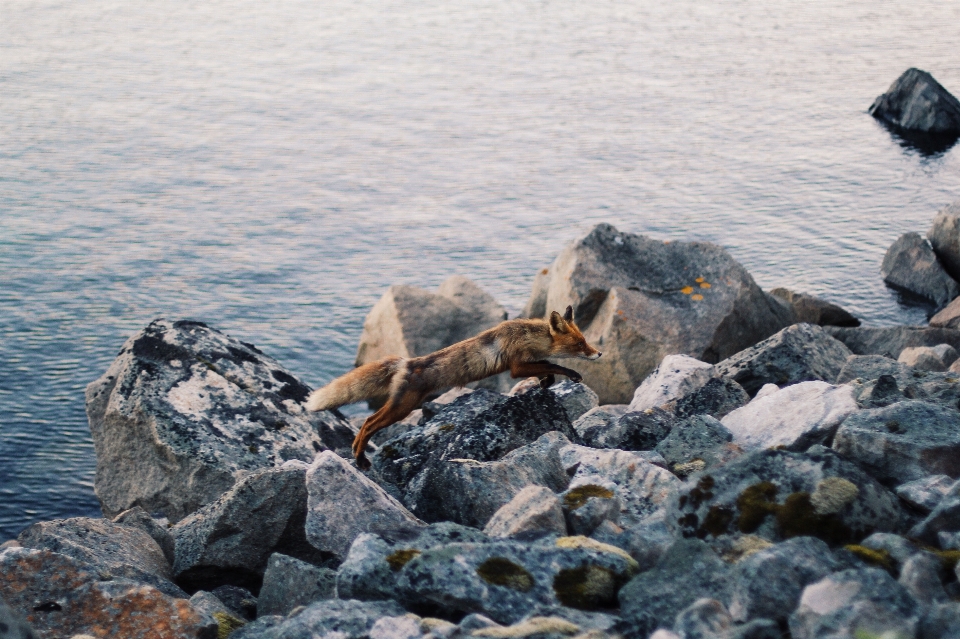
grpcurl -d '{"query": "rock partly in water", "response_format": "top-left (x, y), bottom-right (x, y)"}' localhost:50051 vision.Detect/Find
top-left (86, 319), bottom-right (354, 522)
top-left (929, 202), bottom-right (960, 281)
top-left (523, 223), bottom-right (793, 403)
top-left (931, 297), bottom-right (960, 331)
top-left (482, 485), bottom-right (567, 539)
top-left (720, 381), bottom-right (858, 452)
top-left (826, 324), bottom-right (960, 359)
top-left (882, 232), bottom-right (960, 308)
top-left (869, 68), bottom-right (960, 134)
top-left (354, 275), bottom-right (512, 396)
top-left (833, 400), bottom-right (960, 484)
top-left (305, 451), bottom-right (424, 561)
top-left (768, 288), bottom-right (860, 328)
top-left (667, 447), bottom-right (903, 545)
top-left (628, 355), bottom-right (714, 412)
top-left (714, 324), bottom-right (853, 397)
top-left (256, 553), bottom-right (336, 617)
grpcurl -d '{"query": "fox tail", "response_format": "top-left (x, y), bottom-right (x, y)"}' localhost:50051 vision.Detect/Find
top-left (306, 357), bottom-right (403, 412)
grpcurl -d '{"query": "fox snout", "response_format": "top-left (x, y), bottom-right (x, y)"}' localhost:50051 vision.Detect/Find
top-left (582, 351), bottom-right (602, 360)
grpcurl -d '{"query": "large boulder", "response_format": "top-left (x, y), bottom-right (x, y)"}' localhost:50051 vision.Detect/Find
top-left (869, 68), bottom-right (960, 134)
top-left (881, 232), bottom-right (959, 308)
top-left (713, 324), bottom-right (853, 396)
top-left (832, 401), bottom-right (960, 484)
top-left (825, 325), bottom-right (960, 359)
top-left (171, 464), bottom-right (327, 593)
top-left (522, 224), bottom-right (793, 403)
top-left (768, 288), bottom-right (860, 328)
top-left (928, 202), bottom-right (960, 281)
top-left (354, 275), bottom-right (511, 394)
top-left (86, 319), bottom-right (354, 522)
top-left (667, 448), bottom-right (904, 545)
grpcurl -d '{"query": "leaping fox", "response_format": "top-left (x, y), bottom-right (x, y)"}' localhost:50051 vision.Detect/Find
top-left (306, 306), bottom-right (601, 469)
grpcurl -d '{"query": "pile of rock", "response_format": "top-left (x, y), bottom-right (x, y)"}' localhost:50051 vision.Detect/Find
top-left (8, 224), bottom-right (960, 638)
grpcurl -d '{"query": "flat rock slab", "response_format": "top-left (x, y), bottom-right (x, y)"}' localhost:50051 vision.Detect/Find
top-left (0, 547), bottom-right (213, 639)
top-left (86, 319), bottom-right (354, 522)
top-left (833, 400), bottom-right (960, 484)
top-left (720, 381), bottom-right (858, 451)
top-left (714, 324), bottom-right (853, 396)
top-left (869, 68), bottom-right (960, 134)
top-left (826, 325), bottom-right (960, 359)
top-left (666, 448), bottom-right (903, 545)
top-left (525, 223), bottom-right (793, 403)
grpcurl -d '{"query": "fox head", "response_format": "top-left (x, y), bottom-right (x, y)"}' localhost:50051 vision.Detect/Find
top-left (548, 306), bottom-right (602, 360)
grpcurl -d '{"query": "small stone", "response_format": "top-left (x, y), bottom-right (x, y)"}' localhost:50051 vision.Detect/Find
top-left (561, 478), bottom-right (621, 536)
top-left (483, 486), bottom-right (567, 539)
top-left (672, 599), bottom-right (733, 639)
top-left (549, 381), bottom-right (600, 423)
top-left (628, 355), bottom-right (714, 412)
top-left (895, 475), bottom-right (956, 513)
top-left (899, 552), bottom-right (949, 603)
top-left (257, 553), bottom-right (336, 617)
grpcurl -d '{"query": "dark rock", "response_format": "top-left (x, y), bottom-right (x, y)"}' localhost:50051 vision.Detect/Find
top-left (578, 407), bottom-right (678, 452)
top-left (768, 288), bottom-right (860, 328)
top-left (670, 377), bottom-right (750, 420)
top-left (572, 405), bottom-right (630, 448)
top-left (882, 237), bottom-right (955, 308)
top-left (523, 223), bottom-right (793, 403)
top-left (548, 380), bottom-right (600, 423)
top-left (789, 568), bottom-right (920, 639)
top-left (929, 202), bottom-right (960, 282)
top-left (188, 591), bottom-right (246, 635)
top-left (172, 464), bottom-right (329, 594)
top-left (86, 319), bottom-right (354, 522)
top-left (257, 553), bottom-right (336, 617)
top-left (836, 354), bottom-right (960, 411)
top-left (826, 325), bottom-right (960, 359)
top-left (920, 602), bottom-right (960, 639)
top-left (210, 585), bottom-right (258, 622)
top-left (112, 506), bottom-right (176, 567)
top-left (654, 415), bottom-right (735, 471)
top-left (667, 448), bottom-right (903, 545)
top-left (618, 539), bottom-right (731, 633)
top-left (728, 619), bottom-right (781, 639)
top-left (714, 323), bottom-right (853, 396)
top-left (869, 68), bottom-right (960, 134)
top-left (833, 400), bottom-right (960, 484)
top-left (835, 354), bottom-right (909, 384)
top-left (899, 551), bottom-right (949, 603)
top-left (727, 536), bottom-right (841, 623)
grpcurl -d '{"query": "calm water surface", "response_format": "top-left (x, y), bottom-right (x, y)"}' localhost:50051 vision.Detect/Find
top-left (2, 0), bottom-right (960, 539)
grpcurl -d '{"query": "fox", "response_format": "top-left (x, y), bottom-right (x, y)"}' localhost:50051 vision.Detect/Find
top-left (306, 305), bottom-right (601, 469)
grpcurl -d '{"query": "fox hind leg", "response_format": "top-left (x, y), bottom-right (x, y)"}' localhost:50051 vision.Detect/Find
top-left (352, 388), bottom-right (425, 470)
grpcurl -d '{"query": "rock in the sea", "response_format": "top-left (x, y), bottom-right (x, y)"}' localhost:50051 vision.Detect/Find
top-left (354, 275), bottom-right (511, 395)
top-left (523, 224), bottom-right (793, 403)
top-left (895, 475), bottom-right (956, 513)
top-left (482, 485), bottom-right (567, 539)
top-left (768, 288), bottom-right (860, 328)
top-left (714, 324), bottom-right (854, 396)
top-left (881, 232), bottom-right (960, 308)
top-left (833, 400), bottom-right (960, 484)
top-left (172, 464), bottom-right (326, 593)
top-left (869, 68), bottom-right (960, 134)
top-left (0, 547), bottom-right (214, 639)
top-left (0, 596), bottom-right (36, 639)
top-left (86, 319), bottom-right (354, 522)
top-left (727, 536), bottom-right (840, 624)
top-left (628, 355), bottom-right (714, 412)
top-left (826, 324), bottom-right (960, 358)
top-left (931, 297), bottom-right (960, 330)
top-left (929, 202), bottom-right (960, 281)
top-left (720, 381), bottom-right (858, 451)
top-left (654, 415), bottom-right (737, 472)
top-left (305, 451), bottom-right (424, 561)
top-left (257, 553), bottom-right (335, 617)
top-left (17, 517), bottom-right (181, 598)
top-left (789, 568), bottom-right (920, 639)
top-left (667, 448), bottom-right (903, 545)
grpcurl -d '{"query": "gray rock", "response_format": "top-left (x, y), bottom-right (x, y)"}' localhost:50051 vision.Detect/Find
top-left (573, 405), bottom-right (630, 448)
top-left (858, 533), bottom-right (922, 573)
top-left (836, 354), bottom-right (960, 410)
top-left (655, 415), bottom-right (735, 471)
top-left (561, 476), bottom-right (621, 536)
top-left (789, 568), bottom-right (920, 639)
top-left (669, 378), bottom-right (750, 421)
top-left (826, 325), bottom-right (960, 359)
top-left (16, 517), bottom-right (182, 598)
top-left (335, 522), bottom-right (488, 603)
top-left (667, 448), bottom-right (903, 545)
top-left (0, 597), bottom-right (37, 639)
top-left (483, 486), bottom-right (567, 539)
top-left (618, 539), bottom-right (732, 633)
top-left (932, 297), bottom-right (960, 331)
top-left (880, 233), bottom-right (960, 307)
top-left (228, 616), bottom-right (284, 639)
top-left (835, 354), bottom-right (910, 384)
top-left (869, 68), bottom-right (960, 133)
top-left (728, 536), bottom-right (841, 623)
top-left (720, 381), bottom-right (858, 451)
top-left (395, 538), bottom-right (638, 624)
top-left (172, 464), bottom-right (326, 593)
top-left (833, 400), bottom-right (960, 484)
top-left (941, 531), bottom-right (960, 550)
top-left (549, 381), bottom-right (599, 423)
top-left (714, 323), bottom-right (853, 397)
top-left (245, 598), bottom-right (408, 639)
top-left (896, 475), bottom-right (956, 513)
top-left (768, 288), bottom-right (860, 328)
top-left (210, 584), bottom-right (258, 621)
top-left (525, 223), bottom-right (793, 403)
top-left (910, 483), bottom-right (960, 543)
top-left (929, 202), bottom-right (960, 281)
top-left (920, 602), bottom-right (960, 639)
top-left (579, 407), bottom-right (678, 452)
top-left (354, 276), bottom-right (512, 396)
top-left (899, 552), bottom-right (949, 603)
top-left (305, 451), bottom-right (424, 561)
top-left (521, 266), bottom-right (553, 320)
top-left (560, 444), bottom-right (681, 528)
top-left (629, 355), bottom-right (714, 412)
top-left (188, 590), bottom-right (246, 632)
top-left (86, 319), bottom-right (354, 522)
top-left (112, 506), bottom-right (176, 567)
top-left (592, 518), bottom-right (675, 573)
top-left (371, 387), bottom-right (474, 447)
top-left (899, 344), bottom-right (958, 371)
top-left (673, 599), bottom-right (733, 639)
top-left (403, 431), bottom-right (571, 527)
top-left (727, 619), bottom-right (781, 639)
top-left (257, 553), bottom-right (336, 617)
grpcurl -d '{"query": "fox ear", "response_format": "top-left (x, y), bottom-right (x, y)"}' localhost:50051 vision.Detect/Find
top-left (549, 310), bottom-right (568, 334)
top-left (563, 305), bottom-right (574, 323)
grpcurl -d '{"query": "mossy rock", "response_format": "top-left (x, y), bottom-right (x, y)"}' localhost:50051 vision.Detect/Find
top-left (213, 611), bottom-right (246, 639)
top-left (563, 485), bottom-right (615, 511)
top-left (553, 564), bottom-right (627, 610)
top-left (386, 548), bottom-right (421, 572)
top-left (476, 557), bottom-right (535, 592)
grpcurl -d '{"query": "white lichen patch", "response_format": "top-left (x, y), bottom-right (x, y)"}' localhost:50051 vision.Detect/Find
top-left (810, 477), bottom-right (859, 515)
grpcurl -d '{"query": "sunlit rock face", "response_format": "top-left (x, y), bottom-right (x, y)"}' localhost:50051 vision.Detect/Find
top-left (522, 223), bottom-right (794, 404)
top-left (86, 319), bottom-right (354, 523)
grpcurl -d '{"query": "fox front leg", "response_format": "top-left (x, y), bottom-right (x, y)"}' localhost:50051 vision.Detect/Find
top-left (510, 360), bottom-right (582, 384)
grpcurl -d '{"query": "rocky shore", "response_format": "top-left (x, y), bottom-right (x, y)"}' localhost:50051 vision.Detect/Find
top-left (7, 210), bottom-right (960, 639)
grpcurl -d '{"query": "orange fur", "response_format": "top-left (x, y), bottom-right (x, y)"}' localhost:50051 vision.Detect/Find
top-left (307, 306), bottom-right (601, 469)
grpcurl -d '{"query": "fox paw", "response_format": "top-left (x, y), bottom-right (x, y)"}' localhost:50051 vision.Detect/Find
top-left (538, 374), bottom-right (556, 389)
top-left (355, 453), bottom-right (371, 471)
top-left (567, 373), bottom-right (583, 384)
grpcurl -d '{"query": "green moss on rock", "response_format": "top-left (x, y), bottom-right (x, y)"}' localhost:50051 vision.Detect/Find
top-left (563, 485), bottom-right (615, 511)
top-left (213, 611), bottom-right (246, 639)
top-left (843, 545), bottom-right (894, 572)
top-left (386, 548), bottom-right (421, 571)
top-left (476, 557), bottom-right (535, 592)
top-left (552, 564), bottom-right (626, 610)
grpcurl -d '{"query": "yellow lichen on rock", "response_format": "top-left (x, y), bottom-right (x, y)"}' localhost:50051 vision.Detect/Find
top-left (681, 286), bottom-right (694, 294)
top-left (471, 616), bottom-right (580, 637)
top-left (556, 536), bottom-right (639, 572)
top-left (213, 611), bottom-right (246, 639)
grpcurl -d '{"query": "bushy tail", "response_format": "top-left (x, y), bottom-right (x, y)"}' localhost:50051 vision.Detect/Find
top-left (306, 357), bottom-right (403, 411)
